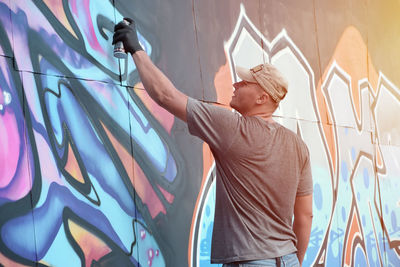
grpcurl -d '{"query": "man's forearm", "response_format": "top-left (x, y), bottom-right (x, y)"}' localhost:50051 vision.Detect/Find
top-left (131, 51), bottom-right (188, 121)
top-left (293, 214), bottom-right (313, 265)
top-left (132, 51), bottom-right (177, 105)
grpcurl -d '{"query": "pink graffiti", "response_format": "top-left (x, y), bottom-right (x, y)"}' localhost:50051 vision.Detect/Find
top-left (0, 108), bottom-right (32, 200)
top-left (69, 0), bottom-right (104, 55)
top-left (140, 228), bottom-right (146, 240)
top-left (139, 229), bottom-right (160, 266)
top-left (147, 248), bottom-right (156, 266)
top-left (0, 109), bottom-right (19, 188)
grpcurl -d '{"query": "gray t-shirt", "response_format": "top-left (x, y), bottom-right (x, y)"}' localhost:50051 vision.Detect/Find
top-left (186, 98), bottom-right (313, 263)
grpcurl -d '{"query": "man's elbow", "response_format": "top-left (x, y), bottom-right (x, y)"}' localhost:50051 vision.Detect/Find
top-left (294, 211), bottom-right (313, 225)
top-left (302, 211), bottom-right (313, 221)
top-left (305, 211), bottom-right (313, 219)
top-left (155, 92), bottom-right (174, 109)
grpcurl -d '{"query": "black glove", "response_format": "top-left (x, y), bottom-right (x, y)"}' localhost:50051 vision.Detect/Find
top-left (112, 17), bottom-right (143, 54)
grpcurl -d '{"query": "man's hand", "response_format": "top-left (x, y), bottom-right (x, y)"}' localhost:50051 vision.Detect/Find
top-left (112, 18), bottom-right (143, 54)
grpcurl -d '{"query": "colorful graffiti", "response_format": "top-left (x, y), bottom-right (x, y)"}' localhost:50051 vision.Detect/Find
top-left (190, 6), bottom-right (400, 267)
top-left (1, 0), bottom-right (400, 266)
top-left (0, 0), bottom-right (184, 266)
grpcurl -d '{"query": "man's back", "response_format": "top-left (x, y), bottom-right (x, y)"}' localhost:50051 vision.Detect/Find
top-left (186, 98), bottom-right (312, 263)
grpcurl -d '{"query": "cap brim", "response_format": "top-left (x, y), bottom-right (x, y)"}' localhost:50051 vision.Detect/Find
top-left (236, 66), bottom-right (257, 83)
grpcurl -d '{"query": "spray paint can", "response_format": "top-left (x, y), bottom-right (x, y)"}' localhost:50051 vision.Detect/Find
top-left (113, 19), bottom-right (130, 58)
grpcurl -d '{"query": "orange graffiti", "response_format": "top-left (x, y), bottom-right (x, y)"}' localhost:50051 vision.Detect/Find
top-left (375, 144), bottom-right (383, 169)
top-left (64, 143), bottom-right (85, 183)
top-left (157, 184), bottom-right (175, 204)
top-left (214, 55), bottom-right (234, 106)
top-left (43, 0), bottom-right (78, 38)
top-left (132, 161), bottom-right (167, 218)
top-left (134, 83), bottom-right (175, 134)
top-left (0, 252), bottom-right (32, 267)
top-left (68, 219), bottom-right (111, 267)
top-left (343, 211), bottom-right (363, 266)
top-left (101, 122), bottom-right (166, 218)
top-left (317, 26), bottom-right (380, 172)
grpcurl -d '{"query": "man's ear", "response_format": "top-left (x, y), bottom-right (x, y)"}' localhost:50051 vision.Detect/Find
top-left (256, 93), bottom-right (269, 104)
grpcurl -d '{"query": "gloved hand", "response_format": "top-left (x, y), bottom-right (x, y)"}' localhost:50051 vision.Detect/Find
top-left (112, 17), bottom-right (143, 54)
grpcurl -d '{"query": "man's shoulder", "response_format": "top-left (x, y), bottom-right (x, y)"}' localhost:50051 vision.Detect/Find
top-left (188, 97), bottom-right (232, 110)
top-left (278, 124), bottom-right (309, 149)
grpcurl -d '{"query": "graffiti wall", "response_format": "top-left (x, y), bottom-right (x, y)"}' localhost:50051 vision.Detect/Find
top-left (1, 0), bottom-right (399, 266)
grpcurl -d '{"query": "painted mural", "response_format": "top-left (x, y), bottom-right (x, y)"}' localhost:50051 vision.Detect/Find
top-left (1, 0), bottom-right (399, 267)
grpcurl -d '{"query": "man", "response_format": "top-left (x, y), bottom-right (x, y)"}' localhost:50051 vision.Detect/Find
top-left (113, 18), bottom-right (313, 267)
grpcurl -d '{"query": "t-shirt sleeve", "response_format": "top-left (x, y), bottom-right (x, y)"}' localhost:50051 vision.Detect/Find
top-left (186, 97), bottom-right (239, 153)
top-left (297, 146), bottom-right (313, 196)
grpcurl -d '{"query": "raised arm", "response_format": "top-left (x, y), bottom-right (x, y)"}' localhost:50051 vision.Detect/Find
top-left (113, 18), bottom-right (188, 122)
top-left (293, 194), bottom-right (313, 266)
top-left (132, 51), bottom-right (188, 122)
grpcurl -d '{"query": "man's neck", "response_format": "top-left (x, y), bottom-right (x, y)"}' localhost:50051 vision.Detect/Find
top-left (256, 114), bottom-right (275, 123)
top-left (243, 110), bottom-right (275, 123)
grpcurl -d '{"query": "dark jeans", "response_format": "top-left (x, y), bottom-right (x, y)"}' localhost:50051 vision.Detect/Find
top-left (222, 253), bottom-right (300, 267)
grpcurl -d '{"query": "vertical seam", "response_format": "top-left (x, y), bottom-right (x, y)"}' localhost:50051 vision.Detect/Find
top-left (258, 0), bottom-right (266, 64)
top-left (113, 1), bottom-right (139, 261)
top-left (312, 0), bottom-right (323, 89)
top-left (191, 0), bottom-right (206, 100)
top-left (22, 74), bottom-right (39, 264)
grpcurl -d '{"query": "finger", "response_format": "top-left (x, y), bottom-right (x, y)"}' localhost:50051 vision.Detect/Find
top-left (123, 17), bottom-right (134, 24)
top-left (112, 32), bottom-right (126, 44)
top-left (114, 22), bottom-right (129, 32)
top-left (114, 28), bottom-right (131, 36)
